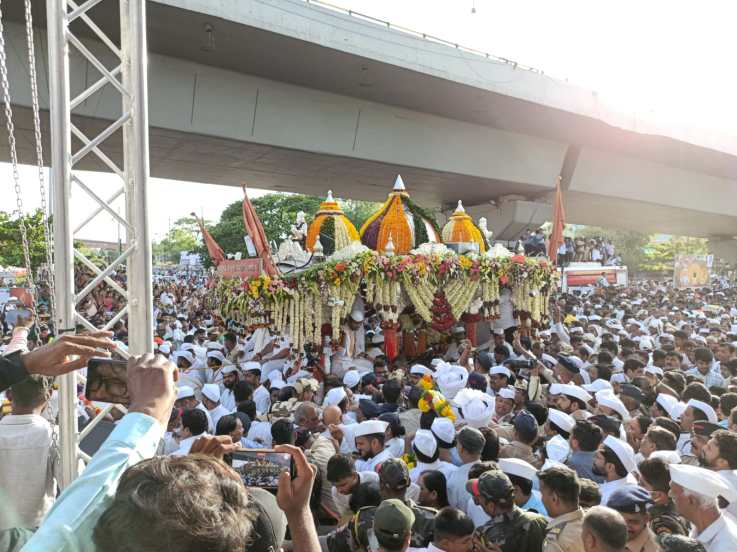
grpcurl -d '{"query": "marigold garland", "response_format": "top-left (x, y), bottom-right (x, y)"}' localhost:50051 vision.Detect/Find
top-left (214, 251), bottom-right (557, 349)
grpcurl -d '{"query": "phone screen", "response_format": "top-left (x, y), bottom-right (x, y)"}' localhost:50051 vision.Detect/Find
top-left (85, 358), bottom-right (130, 405)
top-left (230, 449), bottom-right (293, 489)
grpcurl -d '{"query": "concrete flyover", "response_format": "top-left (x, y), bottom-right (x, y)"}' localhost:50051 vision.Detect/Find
top-left (4, 0), bottom-right (737, 255)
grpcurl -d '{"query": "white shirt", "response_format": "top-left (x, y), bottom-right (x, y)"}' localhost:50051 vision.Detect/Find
top-left (410, 543), bottom-right (446, 552)
top-left (355, 447), bottom-right (393, 473)
top-left (332, 471), bottom-right (380, 518)
top-left (171, 434), bottom-right (205, 456)
top-left (446, 461), bottom-right (476, 511)
top-left (409, 460), bottom-right (456, 484)
top-left (0, 414), bottom-right (59, 530)
top-left (693, 513), bottom-right (737, 552)
top-left (600, 473), bottom-right (638, 506)
top-left (220, 388), bottom-right (237, 412)
top-left (717, 469), bottom-right (737, 521)
top-left (246, 421), bottom-right (273, 448)
top-left (386, 437), bottom-right (405, 458)
top-left (466, 497), bottom-right (490, 527)
top-left (195, 402), bottom-right (215, 434)
top-left (253, 385), bottom-right (271, 417)
top-left (208, 404), bottom-right (230, 432)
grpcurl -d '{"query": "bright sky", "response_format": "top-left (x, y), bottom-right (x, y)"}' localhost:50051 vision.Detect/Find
top-left (4, 0), bottom-right (736, 242)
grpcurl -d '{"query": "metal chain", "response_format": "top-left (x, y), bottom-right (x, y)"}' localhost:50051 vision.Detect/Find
top-left (24, 0), bottom-right (55, 320)
top-left (0, 1), bottom-right (35, 295)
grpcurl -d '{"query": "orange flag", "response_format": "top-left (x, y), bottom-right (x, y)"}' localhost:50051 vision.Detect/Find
top-left (547, 175), bottom-right (566, 264)
top-left (242, 186), bottom-right (278, 277)
top-left (192, 213), bottom-right (225, 266)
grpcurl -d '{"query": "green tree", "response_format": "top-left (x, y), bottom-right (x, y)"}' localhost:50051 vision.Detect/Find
top-left (153, 216), bottom-right (200, 264)
top-left (0, 209), bottom-right (50, 270)
top-left (203, 193), bottom-right (380, 265)
top-left (640, 236), bottom-right (708, 273)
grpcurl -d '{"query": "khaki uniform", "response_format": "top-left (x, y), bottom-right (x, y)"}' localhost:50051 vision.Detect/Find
top-left (625, 528), bottom-right (659, 552)
top-left (499, 441), bottom-right (542, 468)
top-left (543, 508), bottom-right (585, 552)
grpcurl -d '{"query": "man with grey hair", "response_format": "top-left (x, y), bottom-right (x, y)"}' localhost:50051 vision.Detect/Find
top-left (446, 426), bottom-right (485, 512)
top-left (581, 506), bottom-right (628, 552)
top-left (668, 464), bottom-right (737, 552)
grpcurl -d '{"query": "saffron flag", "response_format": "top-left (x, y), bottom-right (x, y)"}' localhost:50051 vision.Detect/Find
top-left (547, 175), bottom-right (566, 264)
top-left (242, 186), bottom-right (278, 277)
top-left (192, 213), bottom-right (225, 266)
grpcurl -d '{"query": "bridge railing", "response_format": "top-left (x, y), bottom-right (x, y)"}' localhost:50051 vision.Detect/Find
top-left (303, 0), bottom-right (548, 75)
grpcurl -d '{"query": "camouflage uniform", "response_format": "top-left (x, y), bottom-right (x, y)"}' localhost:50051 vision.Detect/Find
top-left (648, 501), bottom-right (690, 537)
top-left (474, 505), bottom-right (548, 552)
top-left (327, 500), bottom-right (436, 552)
top-left (269, 398), bottom-right (300, 420)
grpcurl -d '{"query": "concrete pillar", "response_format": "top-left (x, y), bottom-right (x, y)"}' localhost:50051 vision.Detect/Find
top-left (708, 236), bottom-right (737, 264)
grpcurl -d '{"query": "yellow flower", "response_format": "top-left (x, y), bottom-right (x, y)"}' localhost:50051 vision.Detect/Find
top-left (459, 256), bottom-right (472, 269)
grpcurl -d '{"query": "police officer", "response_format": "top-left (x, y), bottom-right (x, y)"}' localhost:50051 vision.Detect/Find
top-left (467, 470), bottom-right (547, 552)
top-left (538, 466), bottom-right (585, 552)
top-left (327, 458), bottom-right (436, 552)
top-left (607, 485), bottom-right (660, 552)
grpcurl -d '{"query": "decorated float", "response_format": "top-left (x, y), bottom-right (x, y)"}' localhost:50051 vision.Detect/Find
top-left (214, 176), bottom-right (557, 359)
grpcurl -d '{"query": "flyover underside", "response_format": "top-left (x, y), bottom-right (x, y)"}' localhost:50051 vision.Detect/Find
top-left (3, 105), bottom-right (734, 239)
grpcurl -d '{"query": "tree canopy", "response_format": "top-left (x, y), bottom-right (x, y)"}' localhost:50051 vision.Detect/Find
top-left (152, 217), bottom-right (201, 264)
top-left (202, 193), bottom-right (380, 265)
top-left (0, 210), bottom-right (51, 270)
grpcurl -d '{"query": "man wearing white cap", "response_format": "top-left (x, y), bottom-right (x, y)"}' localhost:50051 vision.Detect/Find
top-left (365, 333), bottom-right (384, 361)
top-left (408, 364), bottom-right (432, 387)
top-left (443, 326), bottom-right (467, 362)
top-left (201, 383), bottom-right (229, 430)
top-left (205, 350), bottom-right (226, 388)
top-left (174, 349), bottom-right (205, 395)
top-left (219, 363), bottom-right (239, 412)
top-left (593, 435), bottom-right (638, 505)
top-left (332, 300), bottom-right (366, 378)
top-left (678, 399), bottom-right (717, 457)
top-left (669, 463), bottom-right (737, 551)
top-left (409, 429), bottom-right (454, 484)
top-left (499, 458), bottom-right (548, 516)
top-left (174, 385), bottom-right (214, 434)
top-left (241, 361), bottom-right (269, 417)
top-left (493, 386), bottom-right (516, 424)
top-left (353, 419), bottom-right (392, 472)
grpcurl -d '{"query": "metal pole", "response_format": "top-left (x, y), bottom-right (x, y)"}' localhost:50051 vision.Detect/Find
top-left (46, 0), bottom-right (79, 489)
top-left (121, 0), bottom-right (153, 354)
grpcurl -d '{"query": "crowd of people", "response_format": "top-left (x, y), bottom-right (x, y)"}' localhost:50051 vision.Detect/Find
top-left (520, 231), bottom-right (619, 266)
top-left (1, 269), bottom-right (737, 552)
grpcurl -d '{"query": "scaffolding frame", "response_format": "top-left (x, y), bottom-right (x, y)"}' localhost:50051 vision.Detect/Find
top-left (46, 0), bottom-right (152, 488)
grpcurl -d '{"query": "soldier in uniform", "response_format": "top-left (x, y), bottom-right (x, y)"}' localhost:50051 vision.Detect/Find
top-left (327, 458), bottom-right (436, 552)
top-left (467, 470), bottom-right (547, 552)
top-left (538, 465), bottom-right (586, 552)
top-left (637, 456), bottom-right (690, 537)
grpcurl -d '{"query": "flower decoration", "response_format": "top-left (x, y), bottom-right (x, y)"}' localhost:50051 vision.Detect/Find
top-left (305, 191), bottom-right (360, 256)
top-left (359, 175), bottom-right (440, 254)
top-left (401, 452), bottom-right (417, 470)
top-left (419, 373), bottom-right (434, 391)
top-left (441, 200), bottom-right (487, 252)
top-left (418, 389), bottom-right (456, 422)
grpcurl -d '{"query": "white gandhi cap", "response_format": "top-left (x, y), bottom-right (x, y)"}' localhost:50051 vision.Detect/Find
top-left (603, 435), bottom-right (636, 473)
top-left (354, 419), bottom-right (389, 439)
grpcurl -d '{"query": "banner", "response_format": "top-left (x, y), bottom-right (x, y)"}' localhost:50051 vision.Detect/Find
top-left (673, 255), bottom-right (711, 288)
top-left (216, 259), bottom-right (263, 279)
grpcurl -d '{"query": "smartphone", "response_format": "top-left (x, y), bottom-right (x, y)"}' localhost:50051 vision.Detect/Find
top-left (230, 449), bottom-right (294, 489)
top-left (85, 358), bottom-right (130, 405)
